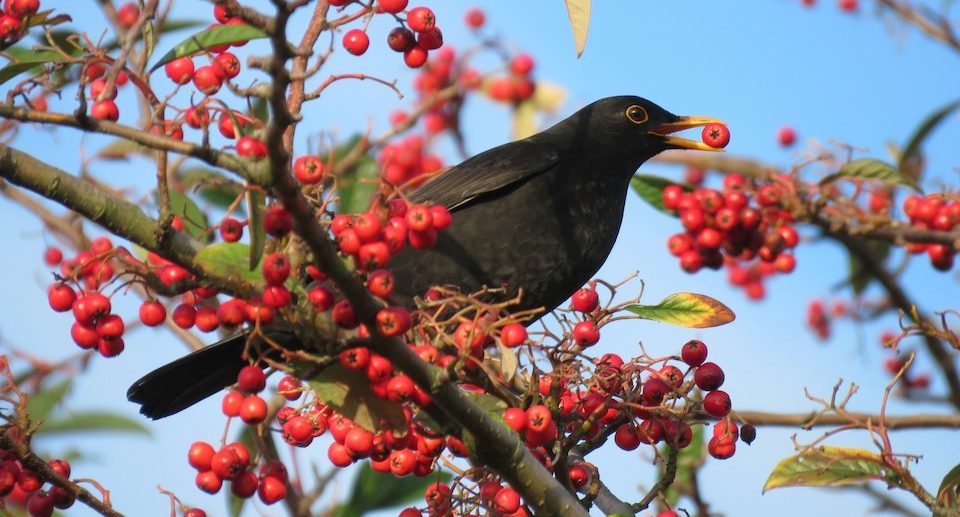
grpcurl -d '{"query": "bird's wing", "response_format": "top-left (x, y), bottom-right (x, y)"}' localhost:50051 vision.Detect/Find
top-left (408, 139), bottom-right (559, 211)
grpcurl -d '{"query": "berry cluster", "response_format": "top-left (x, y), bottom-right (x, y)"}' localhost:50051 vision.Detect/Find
top-left (800, 0), bottom-right (858, 12)
top-left (0, 437), bottom-right (75, 517)
top-left (378, 134), bottom-right (445, 186)
top-left (45, 237), bottom-right (130, 358)
top-left (0, 0), bottom-right (39, 44)
top-left (338, 1), bottom-right (444, 69)
top-left (901, 194), bottom-right (959, 271)
top-left (664, 174), bottom-right (800, 300)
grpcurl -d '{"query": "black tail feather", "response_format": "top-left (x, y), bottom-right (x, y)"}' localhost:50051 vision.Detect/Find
top-left (127, 332), bottom-right (248, 419)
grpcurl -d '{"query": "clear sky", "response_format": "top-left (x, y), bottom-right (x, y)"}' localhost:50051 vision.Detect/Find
top-left (0, 1), bottom-right (958, 516)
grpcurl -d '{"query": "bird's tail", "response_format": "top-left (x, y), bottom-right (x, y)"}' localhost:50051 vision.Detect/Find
top-left (127, 332), bottom-right (249, 419)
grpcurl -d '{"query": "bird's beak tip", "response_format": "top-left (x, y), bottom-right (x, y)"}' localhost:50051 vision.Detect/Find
top-left (650, 116), bottom-right (726, 152)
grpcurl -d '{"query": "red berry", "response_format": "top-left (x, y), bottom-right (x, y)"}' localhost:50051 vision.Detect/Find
top-left (499, 323), bottom-right (528, 348)
top-left (236, 136), bottom-right (267, 159)
top-left (614, 424), bottom-right (641, 451)
top-left (406, 6), bottom-right (436, 33)
top-left (195, 471), bottom-right (222, 494)
top-left (171, 303), bottom-right (196, 329)
top-left (221, 390), bottom-right (244, 417)
top-left (342, 29), bottom-right (370, 56)
top-left (293, 155), bottom-right (325, 184)
top-left (703, 389), bottom-right (732, 418)
top-left (307, 286), bottom-right (334, 312)
top-left (708, 434), bottom-right (736, 459)
top-left (48, 284), bottom-right (77, 312)
top-left (258, 475), bottom-right (286, 504)
top-left (239, 394), bottom-right (268, 424)
top-left (188, 441), bottom-right (216, 471)
top-left (5, 0), bottom-right (39, 17)
top-left (503, 407), bottom-right (528, 433)
top-left (681, 339), bottom-right (708, 366)
top-left (277, 375), bottom-right (302, 400)
top-left (210, 448), bottom-right (242, 480)
top-left (376, 306), bottom-right (412, 337)
top-left (417, 27), bottom-right (443, 51)
top-left (262, 252), bottom-right (291, 285)
top-left (510, 54), bottom-right (534, 75)
top-left (403, 46), bottom-right (428, 68)
top-left (117, 2), bottom-right (140, 28)
top-left (90, 100), bottom-right (119, 121)
top-left (494, 487), bottom-right (521, 514)
top-left (777, 125), bottom-right (797, 147)
top-left (387, 27), bottom-right (416, 52)
top-left (838, 0), bottom-right (858, 12)
top-left (192, 65), bottom-right (223, 95)
top-left (572, 320), bottom-right (600, 346)
top-left (264, 206), bottom-right (293, 237)
top-left (694, 362), bottom-right (725, 391)
top-left (95, 313), bottom-right (124, 339)
top-left (571, 287), bottom-right (599, 313)
top-left (237, 365), bottom-right (266, 393)
top-left (525, 404), bottom-right (552, 433)
top-left (219, 217), bottom-right (244, 242)
top-left (701, 123), bottom-right (730, 149)
top-left (378, 0), bottom-right (408, 13)
top-left (213, 52), bottom-right (241, 79)
top-left (464, 7), bottom-right (485, 29)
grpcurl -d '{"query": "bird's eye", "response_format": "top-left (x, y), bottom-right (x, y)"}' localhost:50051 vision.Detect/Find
top-left (625, 105), bottom-right (648, 125)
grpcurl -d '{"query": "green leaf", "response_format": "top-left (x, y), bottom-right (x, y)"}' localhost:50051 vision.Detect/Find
top-left (820, 158), bottom-right (921, 192)
top-left (899, 98), bottom-right (960, 179)
top-left (332, 462), bottom-right (453, 517)
top-left (36, 411), bottom-right (151, 436)
top-left (143, 19), bottom-right (156, 61)
top-left (937, 462), bottom-right (960, 507)
top-left (763, 446), bottom-right (889, 492)
top-left (304, 363), bottom-right (407, 433)
top-left (251, 97), bottom-right (269, 124)
top-left (846, 239), bottom-right (891, 296)
top-left (195, 242), bottom-right (263, 282)
top-left (463, 391), bottom-right (508, 417)
top-left (0, 50), bottom-right (68, 86)
top-left (165, 190), bottom-right (208, 240)
top-left (151, 24), bottom-right (268, 71)
top-left (97, 139), bottom-right (152, 161)
top-left (630, 174), bottom-right (687, 216)
top-left (245, 188), bottom-right (265, 270)
top-left (100, 19), bottom-right (207, 52)
top-left (626, 292), bottom-right (735, 328)
top-left (336, 155), bottom-right (380, 215)
top-left (26, 378), bottom-right (72, 422)
top-left (563, 0), bottom-right (591, 57)
top-left (180, 167), bottom-right (244, 209)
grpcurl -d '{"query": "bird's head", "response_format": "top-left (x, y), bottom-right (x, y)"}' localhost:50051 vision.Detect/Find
top-left (553, 96), bottom-right (724, 166)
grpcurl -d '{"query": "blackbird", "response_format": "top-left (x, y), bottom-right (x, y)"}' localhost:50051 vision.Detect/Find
top-left (128, 96), bottom-right (721, 418)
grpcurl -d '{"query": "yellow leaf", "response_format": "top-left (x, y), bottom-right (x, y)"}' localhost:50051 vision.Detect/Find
top-left (763, 446), bottom-right (889, 493)
top-left (532, 81), bottom-right (567, 112)
top-left (563, 0), bottom-right (592, 57)
top-left (512, 101), bottom-right (537, 140)
top-left (626, 292), bottom-right (735, 328)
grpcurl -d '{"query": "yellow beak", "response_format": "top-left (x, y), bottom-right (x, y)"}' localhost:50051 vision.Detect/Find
top-left (650, 116), bottom-right (726, 152)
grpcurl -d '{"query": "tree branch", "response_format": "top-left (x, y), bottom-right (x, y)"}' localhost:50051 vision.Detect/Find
top-left (736, 409), bottom-right (960, 430)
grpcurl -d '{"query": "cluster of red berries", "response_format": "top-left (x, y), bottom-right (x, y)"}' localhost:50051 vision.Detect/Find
top-left (407, 47), bottom-right (480, 135)
top-left (337, 1), bottom-right (443, 68)
top-left (187, 367), bottom-right (288, 504)
top-left (486, 52), bottom-right (536, 104)
top-left (883, 353), bottom-right (931, 391)
top-left (610, 340), bottom-right (752, 461)
top-left (901, 194), bottom-right (959, 271)
top-left (187, 440), bottom-right (288, 504)
top-left (44, 238), bottom-right (131, 358)
top-left (0, 0), bottom-right (39, 43)
top-left (800, 0), bottom-right (858, 11)
top-left (0, 436), bottom-right (75, 517)
top-left (396, 479), bottom-right (527, 517)
top-left (805, 298), bottom-right (845, 340)
top-left (378, 134), bottom-right (445, 186)
top-left (331, 198), bottom-right (452, 272)
top-left (664, 173), bottom-right (800, 300)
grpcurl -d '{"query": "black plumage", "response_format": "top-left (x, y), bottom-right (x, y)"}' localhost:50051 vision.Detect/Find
top-left (128, 96), bottom-right (721, 419)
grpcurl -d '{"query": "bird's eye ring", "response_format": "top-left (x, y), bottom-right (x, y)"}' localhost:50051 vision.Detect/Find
top-left (625, 105), bottom-right (648, 124)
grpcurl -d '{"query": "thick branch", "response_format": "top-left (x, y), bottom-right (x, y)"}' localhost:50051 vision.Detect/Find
top-left (0, 144), bottom-right (258, 298)
top-left (737, 410), bottom-right (960, 430)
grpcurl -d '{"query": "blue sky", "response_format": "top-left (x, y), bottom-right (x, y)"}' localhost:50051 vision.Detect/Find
top-left (0, 1), bottom-right (958, 516)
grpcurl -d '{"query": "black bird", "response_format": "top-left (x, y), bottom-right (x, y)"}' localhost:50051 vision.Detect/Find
top-left (128, 96), bottom-right (721, 419)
